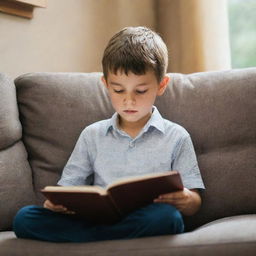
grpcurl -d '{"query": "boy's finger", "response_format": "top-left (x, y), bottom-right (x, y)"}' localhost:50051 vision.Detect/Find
top-left (154, 198), bottom-right (174, 203)
top-left (53, 205), bottom-right (67, 211)
top-left (64, 210), bottom-right (76, 215)
top-left (44, 200), bottom-right (67, 211)
top-left (158, 195), bottom-right (179, 200)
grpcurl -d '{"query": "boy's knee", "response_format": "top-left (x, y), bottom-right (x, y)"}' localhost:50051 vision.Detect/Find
top-left (13, 205), bottom-right (41, 238)
top-left (14, 205), bottom-right (34, 226)
top-left (145, 203), bottom-right (184, 235)
top-left (163, 204), bottom-right (184, 234)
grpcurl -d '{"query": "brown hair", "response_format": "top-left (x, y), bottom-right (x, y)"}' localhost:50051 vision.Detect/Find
top-left (102, 27), bottom-right (168, 82)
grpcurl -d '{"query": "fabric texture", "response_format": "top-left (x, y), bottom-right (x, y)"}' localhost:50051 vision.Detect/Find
top-left (0, 73), bottom-right (35, 231)
top-left (58, 106), bottom-right (205, 190)
top-left (15, 72), bottom-right (115, 203)
top-left (0, 73), bottom-right (21, 149)
top-left (13, 204), bottom-right (184, 242)
top-left (2, 215), bottom-right (256, 256)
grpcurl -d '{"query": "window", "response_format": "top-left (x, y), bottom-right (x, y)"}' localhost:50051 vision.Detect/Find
top-left (228, 0), bottom-right (256, 68)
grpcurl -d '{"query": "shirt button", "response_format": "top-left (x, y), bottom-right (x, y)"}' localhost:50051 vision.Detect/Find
top-left (129, 142), bottom-right (135, 148)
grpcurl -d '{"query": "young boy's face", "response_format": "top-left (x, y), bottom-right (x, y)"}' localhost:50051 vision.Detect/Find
top-left (102, 70), bottom-right (169, 128)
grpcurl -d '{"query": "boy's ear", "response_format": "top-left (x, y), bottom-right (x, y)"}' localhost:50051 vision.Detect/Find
top-left (101, 76), bottom-right (108, 89)
top-left (157, 75), bottom-right (170, 96)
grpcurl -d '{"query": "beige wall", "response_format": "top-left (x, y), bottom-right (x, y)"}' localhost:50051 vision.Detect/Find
top-left (0, 0), bottom-right (156, 78)
top-left (0, 0), bottom-right (230, 78)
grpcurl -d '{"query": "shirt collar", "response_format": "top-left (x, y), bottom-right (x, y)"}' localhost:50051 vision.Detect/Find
top-left (105, 106), bottom-right (165, 135)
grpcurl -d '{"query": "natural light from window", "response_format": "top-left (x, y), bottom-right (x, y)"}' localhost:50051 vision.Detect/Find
top-left (228, 0), bottom-right (256, 68)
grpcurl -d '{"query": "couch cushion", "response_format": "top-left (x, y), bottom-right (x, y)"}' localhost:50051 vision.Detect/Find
top-left (0, 73), bottom-right (21, 149)
top-left (155, 68), bottom-right (256, 230)
top-left (0, 142), bottom-right (35, 231)
top-left (15, 72), bottom-right (115, 202)
top-left (0, 73), bottom-right (35, 231)
top-left (1, 215), bottom-right (256, 256)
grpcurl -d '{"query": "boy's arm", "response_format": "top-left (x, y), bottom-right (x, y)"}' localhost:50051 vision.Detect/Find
top-left (172, 135), bottom-right (205, 190)
top-left (58, 129), bottom-right (93, 186)
top-left (45, 130), bottom-right (93, 212)
top-left (154, 188), bottom-right (202, 216)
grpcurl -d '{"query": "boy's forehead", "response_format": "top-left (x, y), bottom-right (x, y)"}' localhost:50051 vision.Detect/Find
top-left (107, 69), bottom-right (157, 82)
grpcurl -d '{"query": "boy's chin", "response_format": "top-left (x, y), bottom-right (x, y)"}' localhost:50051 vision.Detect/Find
top-left (119, 113), bottom-right (150, 124)
top-left (120, 116), bottom-right (140, 123)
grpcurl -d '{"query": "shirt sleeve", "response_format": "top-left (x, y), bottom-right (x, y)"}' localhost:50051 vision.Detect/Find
top-left (172, 135), bottom-right (205, 190)
top-left (57, 130), bottom-right (93, 186)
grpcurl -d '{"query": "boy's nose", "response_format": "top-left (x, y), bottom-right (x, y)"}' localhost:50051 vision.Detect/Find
top-left (124, 93), bottom-right (135, 105)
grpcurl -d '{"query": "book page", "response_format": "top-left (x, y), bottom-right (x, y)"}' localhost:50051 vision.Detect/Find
top-left (42, 185), bottom-right (107, 195)
top-left (107, 171), bottom-right (176, 190)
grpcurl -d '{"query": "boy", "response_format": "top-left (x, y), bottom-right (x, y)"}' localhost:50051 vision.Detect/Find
top-left (13, 26), bottom-right (205, 242)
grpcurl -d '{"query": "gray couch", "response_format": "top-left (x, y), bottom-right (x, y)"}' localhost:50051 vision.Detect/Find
top-left (0, 68), bottom-right (256, 256)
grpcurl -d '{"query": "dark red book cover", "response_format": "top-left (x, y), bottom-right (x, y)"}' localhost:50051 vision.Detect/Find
top-left (41, 171), bottom-right (183, 224)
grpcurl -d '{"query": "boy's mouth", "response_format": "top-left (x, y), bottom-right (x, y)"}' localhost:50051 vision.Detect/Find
top-left (123, 110), bottom-right (138, 114)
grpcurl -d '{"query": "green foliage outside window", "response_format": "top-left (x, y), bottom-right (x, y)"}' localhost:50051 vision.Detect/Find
top-left (228, 0), bottom-right (256, 68)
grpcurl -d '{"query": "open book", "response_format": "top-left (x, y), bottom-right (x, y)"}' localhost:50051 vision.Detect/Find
top-left (41, 171), bottom-right (183, 224)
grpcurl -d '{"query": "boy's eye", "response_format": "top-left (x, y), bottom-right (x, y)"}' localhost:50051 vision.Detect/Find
top-left (136, 90), bottom-right (148, 94)
top-left (113, 89), bottom-right (124, 94)
top-left (113, 89), bottom-right (148, 94)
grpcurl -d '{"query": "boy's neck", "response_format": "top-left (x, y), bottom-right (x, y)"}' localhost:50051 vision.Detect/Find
top-left (118, 112), bottom-right (152, 138)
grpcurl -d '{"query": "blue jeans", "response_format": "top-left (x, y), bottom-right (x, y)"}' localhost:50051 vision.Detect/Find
top-left (13, 203), bottom-right (184, 243)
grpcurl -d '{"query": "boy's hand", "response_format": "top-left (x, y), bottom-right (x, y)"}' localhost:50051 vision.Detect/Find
top-left (154, 188), bottom-right (202, 216)
top-left (43, 199), bottom-right (75, 215)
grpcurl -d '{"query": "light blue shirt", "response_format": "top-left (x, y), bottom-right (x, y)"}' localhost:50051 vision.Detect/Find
top-left (58, 107), bottom-right (205, 190)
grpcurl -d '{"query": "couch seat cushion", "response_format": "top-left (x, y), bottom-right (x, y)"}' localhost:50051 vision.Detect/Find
top-left (1, 215), bottom-right (256, 256)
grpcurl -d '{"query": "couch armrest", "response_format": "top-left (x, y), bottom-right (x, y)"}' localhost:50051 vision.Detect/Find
top-left (0, 73), bottom-right (35, 231)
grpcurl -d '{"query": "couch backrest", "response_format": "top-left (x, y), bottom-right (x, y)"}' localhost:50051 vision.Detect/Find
top-left (155, 69), bottom-right (256, 230)
top-left (0, 74), bottom-right (35, 231)
top-left (14, 68), bottom-right (256, 230)
top-left (15, 73), bottom-right (115, 202)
